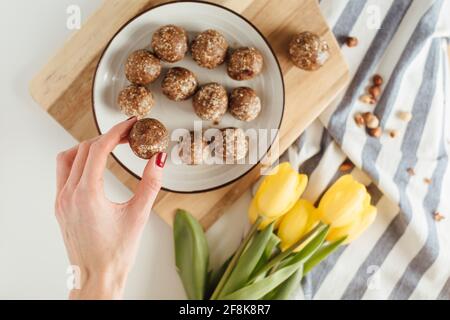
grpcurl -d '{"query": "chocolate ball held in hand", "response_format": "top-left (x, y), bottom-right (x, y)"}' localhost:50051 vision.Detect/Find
top-left (227, 47), bottom-right (264, 81)
top-left (129, 118), bottom-right (169, 159)
top-left (151, 25), bottom-right (188, 63)
top-left (118, 85), bottom-right (155, 119)
top-left (191, 29), bottom-right (228, 69)
top-left (125, 49), bottom-right (162, 85)
top-left (289, 31), bottom-right (329, 71)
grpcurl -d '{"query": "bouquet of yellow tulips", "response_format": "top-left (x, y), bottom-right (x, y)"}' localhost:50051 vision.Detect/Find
top-left (173, 162), bottom-right (376, 300)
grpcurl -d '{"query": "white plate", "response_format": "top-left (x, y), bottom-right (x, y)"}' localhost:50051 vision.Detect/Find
top-left (92, 1), bottom-right (284, 193)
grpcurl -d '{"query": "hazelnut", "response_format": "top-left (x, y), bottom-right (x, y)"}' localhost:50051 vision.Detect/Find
top-left (346, 36), bottom-right (358, 47)
top-left (389, 129), bottom-right (398, 138)
top-left (433, 212), bottom-right (445, 222)
top-left (360, 94), bottom-right (376, 105)
top-left (407, 167), bottom-right (415, 176)
top-left (339, 159), bottom-right (354, 172)
top-left (373, 74), bottom-right (383, 86)
top-left (362, 112), bottom-right (379, 129)
top-left (369, 85), bottom-right (381, 99)
top-left (424, 178), bottom-right (432, 185)
top-left (354, 112), bottom-right (365, 127)
top-left (368, 127), bottom-right (382, 138)
top-left (398, 111), bottom-right (412, 122)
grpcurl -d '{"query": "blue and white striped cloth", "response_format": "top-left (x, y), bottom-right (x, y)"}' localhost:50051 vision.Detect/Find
top-left (283, 0), bottom-right (450, 299)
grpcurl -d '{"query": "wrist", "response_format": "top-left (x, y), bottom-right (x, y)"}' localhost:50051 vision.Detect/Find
top-left (69, 270), bottom-right (128, 300)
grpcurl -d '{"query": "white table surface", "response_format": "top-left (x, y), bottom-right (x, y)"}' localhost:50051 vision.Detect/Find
top-left (0, 0), bottom-right (251, 299)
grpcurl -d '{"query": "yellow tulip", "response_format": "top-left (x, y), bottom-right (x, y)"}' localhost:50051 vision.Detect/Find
top-left (327, 205), bottom-right (376, 244)
top-left (277, 199), bottom-right (321, 251)
top-left (248, 196), bottom-right (278, 230)
top-left (319, 175), bottom-right (377, 244)
top-left (319, 175), bottom-right (371, 227)
top-left (252, 162), bottom-right (308, 220)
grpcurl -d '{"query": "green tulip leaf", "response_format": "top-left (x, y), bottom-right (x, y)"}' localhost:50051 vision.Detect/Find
top-left (219, 259), bottom-right (303, 300)
top-left (206, 256), bottom-right (231, 299)
top-left (269, 265), bottom-right (303, 300)
top-left (303, 236), bottom-right (347, 276)
top-left (218, 223), bottom-right (274, 297)
top-left (253, 233), bottom-right (280, 277)
top-left (288, 224), bottom-right (330, 265)
top-left (174, 209), bottom-right (209, 300)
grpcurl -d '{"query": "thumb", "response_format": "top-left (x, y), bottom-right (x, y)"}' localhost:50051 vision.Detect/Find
top-left (130, 152), bottom-right (167, 213)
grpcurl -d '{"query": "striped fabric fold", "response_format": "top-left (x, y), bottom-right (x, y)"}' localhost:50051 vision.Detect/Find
top-left (281, 0), bottom-right (450, 299)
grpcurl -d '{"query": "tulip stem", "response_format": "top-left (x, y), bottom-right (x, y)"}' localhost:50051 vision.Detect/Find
top-left (268, 261), bottom-right (281, 275)
top-left (250, 222), bottom-right (327, 281)
top-left (210, 217), bottom-right (263, 300)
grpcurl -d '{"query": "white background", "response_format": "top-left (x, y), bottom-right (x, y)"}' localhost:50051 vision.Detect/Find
top-left (0, 0), bottom-right (251, 299)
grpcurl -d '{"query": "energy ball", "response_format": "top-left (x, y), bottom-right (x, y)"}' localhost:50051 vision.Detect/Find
top-left (151, 25), bottom-right (188, 63)
top-left (214, 128), bottom-right (248, 163)
top-left (161, 67), bottom-right (198, 101)
top-left (193, 83), bottom-right (228, 121)
top-left (227, 47), bottom-right (264, 81)
top-left (229, 87), bottom-right (261, 122)
top-left (128, 118), bottom-right (169, 159)
top-left (191, 29), bottom-right (228, 69)
top-left (125, 49), bottom-right (162, 85)
top-left (289, 31), bottom-right (329, 71)
top-left (178, 131), bottom-right (210, 165)
top-left (118, 85), bottom-right (154, 119)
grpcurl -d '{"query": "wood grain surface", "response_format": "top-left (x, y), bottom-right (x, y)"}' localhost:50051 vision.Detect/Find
top-left (30, 0), bottom-right (350, 229)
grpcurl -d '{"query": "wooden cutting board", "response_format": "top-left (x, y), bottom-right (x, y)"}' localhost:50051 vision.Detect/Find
top-left (30, 0), bottom-right (349, 229)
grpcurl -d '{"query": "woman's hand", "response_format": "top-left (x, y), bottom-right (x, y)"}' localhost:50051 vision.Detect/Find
top-left (55, 118), bottom-right (167, 299)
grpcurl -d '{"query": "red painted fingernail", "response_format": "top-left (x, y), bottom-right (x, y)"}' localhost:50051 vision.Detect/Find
top-left (156, 152), bottom-right (167, 168)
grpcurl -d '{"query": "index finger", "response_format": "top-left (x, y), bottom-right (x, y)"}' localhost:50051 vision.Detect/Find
top-left (82, 117), bottom-right (137, 186)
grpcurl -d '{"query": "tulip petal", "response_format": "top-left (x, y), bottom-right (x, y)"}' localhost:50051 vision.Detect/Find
top-left (318, 175), bottom-right (368, 227)
top-left (278, 199), bottom-right (315, 251)
top-left (256, 162), bottom-right (308, 220)
top-left (327, 205), bottom-right (377, 244)
top-left (344, 205), bottom-right (377, 243)
top-left (248, 196), bottom-right (275, 230)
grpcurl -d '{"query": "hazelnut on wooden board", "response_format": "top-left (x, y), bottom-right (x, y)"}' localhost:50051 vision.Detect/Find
top-left (289, 31), bottom-right (330, 71)
top-left (227, 47), bottom-right (264, 80)
top-left (128, 118), bottom-right (169, 159)
top-left (193, 83), bottom-right (228, 121)
top-left (151, 25), bottom-right (188, 63)
top-left (161, 67), bottom-right (198, 101)
top-left (346, 36), bottom-right (358, 47)
top-left (191, 29), bottom-right (228, 69)
top-left (118, 85), bottom-right (154, 119)
top-left (229, 87), bottom-right (261, 122)
top-left (125, 50), bottom-right (161, 85)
